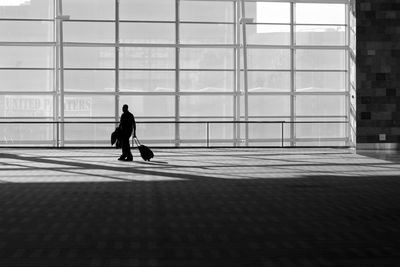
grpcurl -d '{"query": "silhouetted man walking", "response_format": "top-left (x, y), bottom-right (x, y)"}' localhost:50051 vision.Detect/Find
top-left (118, 104), bottom-right (136, 161)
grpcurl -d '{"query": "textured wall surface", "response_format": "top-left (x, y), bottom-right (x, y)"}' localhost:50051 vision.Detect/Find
top-left (357, 1), bottom-right (400, 146)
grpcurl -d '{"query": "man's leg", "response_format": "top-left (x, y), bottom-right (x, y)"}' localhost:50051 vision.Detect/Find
top-left (121, 137), bottom-right (132, 161)
top-left (119, 137), bottom-right (127, 160)
top-left (125, 137), bottom-right (133, 161)
top-left (118, 142), bottom-right (126, 160)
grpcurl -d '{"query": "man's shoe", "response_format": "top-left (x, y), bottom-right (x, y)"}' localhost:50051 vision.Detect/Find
top-left (118, 156), bottom-right (125, 161)
top-left (125, 157), bottom-right (133, 161)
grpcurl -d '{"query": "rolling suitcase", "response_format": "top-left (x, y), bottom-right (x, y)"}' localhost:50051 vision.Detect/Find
top-left (134, 137), bottom-right (154, 161)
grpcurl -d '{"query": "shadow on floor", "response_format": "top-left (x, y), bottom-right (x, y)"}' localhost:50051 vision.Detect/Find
top-left (0, 152), bottom-right (400, 266)
top-left (2, 151), bottom-right (399, 183)
top-left (357, 150), bottom-right (400, 163)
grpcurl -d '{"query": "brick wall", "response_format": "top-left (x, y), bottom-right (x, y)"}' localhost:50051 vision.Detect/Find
top-left (357, 1), bottom-right (400, 148)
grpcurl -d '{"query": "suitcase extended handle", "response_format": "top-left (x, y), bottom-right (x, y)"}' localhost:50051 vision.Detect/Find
top-left (133, 137), bottom-right (141, 146)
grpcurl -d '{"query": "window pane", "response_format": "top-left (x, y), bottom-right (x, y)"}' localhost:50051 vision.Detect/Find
top-left (209, 123), bottom-right (234, 140)
top-left (63, 22), bottom-right (115, 43)
top-left (180, 1), bottom-right (233, 22)
top-left (0, 21), bottom-right (53, 42)
top-left (249, 122), bottom-right (289, 139)
top-left (0, 46), bottom-right (53, 68)
top-left (120, 23), bottom-right (175, 44)
top-left (120, 0), bottom-right (175, 21)
top-left (350, 8), bottom-right (356, 32)
top-left (180, 122), bottom-right (233, 141)
top-left (296, 26), bottom-right (346, 46)
top-left (0, 70), bottom-right (53, 92)
top-left (136, 122), bottom-right (175, 141)
top-left (0, 95), bottom-right (53, 117)
top-left (247, 49), bottom-right (290, 70)
top-left (64, 95), bottom-right (114, 117)
top-left (119, 71), bottom-right (175, 92)
top-left (180, 24), bottom-right (234, 44)
top-left (246, 2), bottom-right (290, 23)
top-left (64, 70), bottom-right (114, 92)
top-left (180, 96), bottom-right (233, 117)
top-left (180, 48), bottom-right (233, 69)
top-left (248, 71), bottom-right (290, 92)
top-left (248, 95), bottom-right (290, 116)
top-left (296, 50), bottom-right (346, 70)
top-left (180, 123), bottom-right (206, 141)
top-left (64, 123), bottom-right (115, 144)
top-left (246, 25), bottom-right (290, 45)
top-left (119, 95), bottom-right (175, 117)
top-left (62, 0), bottom-right (115, 20)
top-left (296, 95), bottom-right (346, 116)
top-left (0, 0), bottom-right (54, 19)
top-left (64, 47), bottom-right (115, 68)
top-left (296, 72), bottom-right (346, 92)
top-left (350, 59), bottom-right (355, 87)
top-left (296, 121), bottom-right (347, 139)
top-left (295, 140), bottom-right (346, 147)
top-left (120, 47), bottom-right (175, 69)
top-left (180, 71), bottom-right (233, 92)
top-left (296, 3), bottom-right (346, 24)
top-left (0, 123), bottom-right (54, 145)
top-left (350, 29), bottom-right (356, 52)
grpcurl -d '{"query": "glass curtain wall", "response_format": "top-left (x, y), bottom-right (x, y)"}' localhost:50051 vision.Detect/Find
top-left (0, 0), bottom-right (353, 147)
top-left (0, 0), bottom-right (55, 145)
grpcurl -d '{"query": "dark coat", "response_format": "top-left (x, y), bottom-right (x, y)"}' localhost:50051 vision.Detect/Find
top-left (119, 111), bottom-right (136, 137)
top-left (111, 127), bottom-right (122, 148)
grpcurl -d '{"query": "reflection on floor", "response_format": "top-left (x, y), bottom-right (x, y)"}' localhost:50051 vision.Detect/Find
top-left (0, 148), bottom-right (399, 266)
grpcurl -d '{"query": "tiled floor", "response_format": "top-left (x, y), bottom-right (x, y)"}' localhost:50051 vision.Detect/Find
top-left (0, 148), bottom-right (400, 266)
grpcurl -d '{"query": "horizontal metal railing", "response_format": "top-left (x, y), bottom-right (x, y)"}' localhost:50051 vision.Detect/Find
top-left (0, 120), bottom-right (350, 148)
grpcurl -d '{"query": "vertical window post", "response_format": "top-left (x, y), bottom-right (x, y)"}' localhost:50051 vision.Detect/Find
top-left (240, 0), bottom-right (249, 146)
top-left (115, 0), bottom-right (120, 127)
top-left (175, 0), bottom-right (180, 147)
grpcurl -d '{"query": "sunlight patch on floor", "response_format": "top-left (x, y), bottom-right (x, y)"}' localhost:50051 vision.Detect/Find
top-left (1, 148), bottom-right (400, 183)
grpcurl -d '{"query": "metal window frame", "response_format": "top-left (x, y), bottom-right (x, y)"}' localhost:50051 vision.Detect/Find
top-left (175, 0), bottom-right (181, 146)
top-left (57, 0), bottom-right (65, 146)
top-left (115, 0), bottom-right (120, 125)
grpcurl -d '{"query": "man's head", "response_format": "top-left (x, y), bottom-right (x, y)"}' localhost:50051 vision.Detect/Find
top-left (122, 104), bottom-right (128, 113)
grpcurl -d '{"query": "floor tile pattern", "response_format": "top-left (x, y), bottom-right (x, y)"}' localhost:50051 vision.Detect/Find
top-left (0, 148), bottom-right (400, 266)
